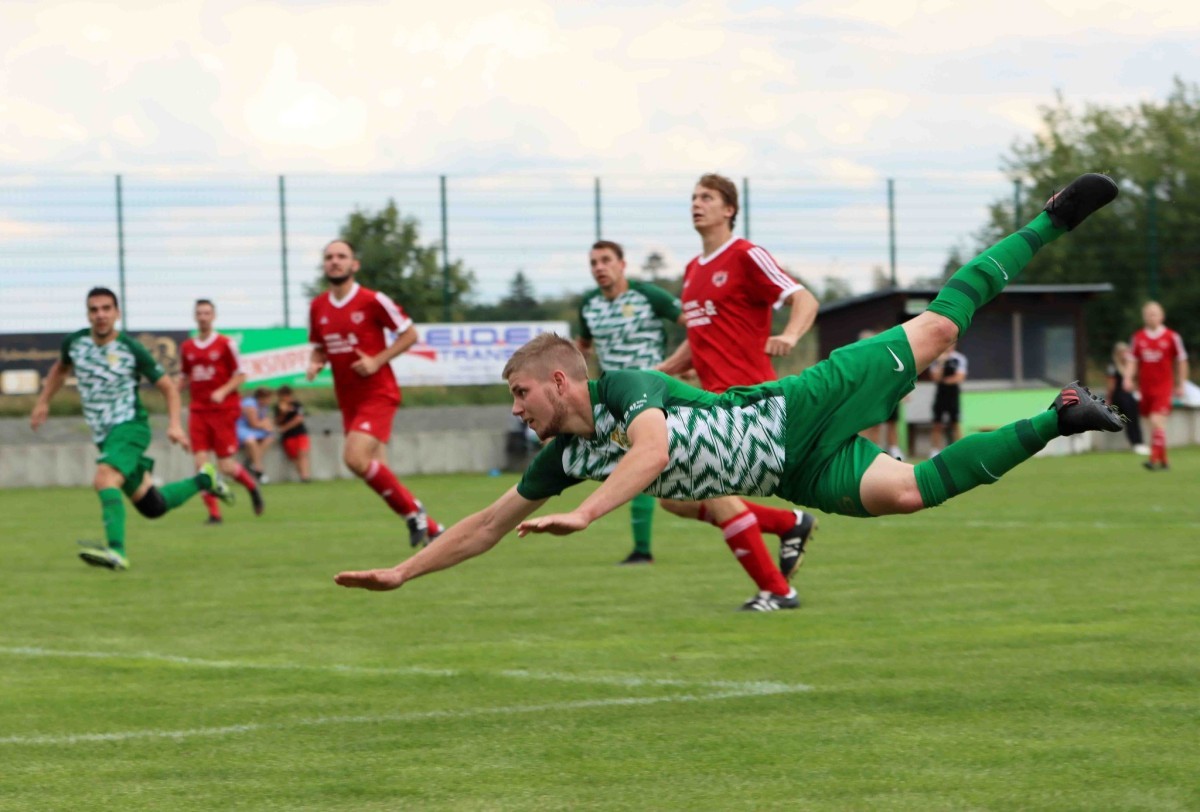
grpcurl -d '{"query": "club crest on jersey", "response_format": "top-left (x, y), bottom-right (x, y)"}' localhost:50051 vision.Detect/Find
top-left (351, 311), bottom-right (365, 324)
top-left (609, 428), bottom-right (630, 449)
top-left (209, 351), bottom-right (220, 360)
top-left (621, 304), bottom-right (636, 318)
top-left (712, 271), bottom-right (729, 287)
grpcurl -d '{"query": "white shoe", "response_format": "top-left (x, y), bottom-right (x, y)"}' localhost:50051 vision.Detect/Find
top-left (1132, 444), bottom-right (1150, 456)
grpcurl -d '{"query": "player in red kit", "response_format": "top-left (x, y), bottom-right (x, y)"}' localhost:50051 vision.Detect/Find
top-left (307, 239), bottom-right (444, 547)
top-left (658, 173), bottom-right (821, 610)
top-left (1126, 301), bottom-right (1189, 471)
top-left (179, 299), bottom-right (264, 522)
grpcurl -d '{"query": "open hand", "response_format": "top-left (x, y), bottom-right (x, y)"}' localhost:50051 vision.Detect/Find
top-left (351, 349), bottom-right (381, 377)
top-left (167, 423), bottom-right (190, 450)
top-left (334, 568), bottom-right (405, 591)
top-left (765, 333), bottom-right (798, 357)
top-left (516, 511), bottom-right (591, 537)
top-left (30, 402), bottom-right (49, 431)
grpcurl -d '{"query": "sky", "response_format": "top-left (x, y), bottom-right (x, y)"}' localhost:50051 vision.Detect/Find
top-left (1, 0), bottom-right (1197, 330)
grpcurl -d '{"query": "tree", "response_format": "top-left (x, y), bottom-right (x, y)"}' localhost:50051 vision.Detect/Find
top-left (974, 78), bottom-right (1200, 365)
top-left (311, 200), bottom-right (474, 321)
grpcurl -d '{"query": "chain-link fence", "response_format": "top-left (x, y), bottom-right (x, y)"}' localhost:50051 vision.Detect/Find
top-left (0, 171), bottom-right (1104, 333)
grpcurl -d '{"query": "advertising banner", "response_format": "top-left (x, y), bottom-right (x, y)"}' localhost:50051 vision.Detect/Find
top-left (226, 321), bottom-right (572, 388)
top-left (0, 330), bottom-right (190, 394)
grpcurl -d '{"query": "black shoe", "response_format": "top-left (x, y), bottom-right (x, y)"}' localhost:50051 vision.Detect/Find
top-left (1043, 173), bottom-right (1118, 231)
top-left (249, 487), bottom-right (264, 517)
top-left (1142, 460), bottom-right (1169, 471)
top-left (778, 510), bottom-right (817, 580)
top-left (406, 505), bottom-right (430, 548)
top-left (205, 515), bottom-right (223, 525)
top-left (738, 589), bottom-right (800, 612)
top-left (1050, 381), bottom-right (1126, 436)
top-left (618, 551), bottom-right (655, 565)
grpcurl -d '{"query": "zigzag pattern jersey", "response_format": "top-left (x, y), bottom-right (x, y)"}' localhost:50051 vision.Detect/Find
top-left (517, 369), bottom-right (789, 502)
top-left (60, 329), bottom-right (164, 443)
top-left (578, 280), bottom-right (682, 371)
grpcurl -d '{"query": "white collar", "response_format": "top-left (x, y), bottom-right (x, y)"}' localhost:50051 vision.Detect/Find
top-left (192, 332), bottom-right (220, 349)
top-left (698, 236), bottom-right (738, 266)
top-left (329, 283), bottom-right (361, 309)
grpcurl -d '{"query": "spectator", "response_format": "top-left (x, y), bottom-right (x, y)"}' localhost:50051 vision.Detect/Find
top-left (1105, 341), bottom-right (1147, 455)
top-left (929, 344), bottom-right (967, 457)
top-left (237, 387), bottom-right (275, 482)
top-left (274, 385), bottom-right (311, 482)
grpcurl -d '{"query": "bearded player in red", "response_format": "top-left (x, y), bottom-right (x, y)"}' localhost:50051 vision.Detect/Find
top-left (180, 299), bottom-right (264, 522)
top-left (307, 240), bottom-right (444, 546)
top-left (656, 173), bottom-right (822, 610)
top-left (1126, 300), bottom-right (1189, 471)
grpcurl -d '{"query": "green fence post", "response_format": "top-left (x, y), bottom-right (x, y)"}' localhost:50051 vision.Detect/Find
top-left (594, 177), bottom-right (602, 241)
top-left (887, 178), bottom-right (897, 287)
top-left (1012, 179), bottom-right (1022, 232)
top-left (1147, 180), bottom-right (1160, 299)
top-left (742, 177), bottom-right (750, 241)
top-left (440, 175), bottom-right (450, 322)
top-left (278, 175), bottom-right (290, 328)
top-left (115, 174), bottom-right (127, 328)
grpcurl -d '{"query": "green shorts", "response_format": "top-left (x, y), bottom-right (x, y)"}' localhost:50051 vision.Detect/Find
top-left (96, 420), bottom-right (156, 498)
top-left (777, 325), bottom-right (917, 517)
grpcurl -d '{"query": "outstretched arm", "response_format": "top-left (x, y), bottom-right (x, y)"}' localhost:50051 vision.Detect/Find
top-left (517, 409), bottom-right (669, 537)
top-left (335, 485), bottom-right (547, 591)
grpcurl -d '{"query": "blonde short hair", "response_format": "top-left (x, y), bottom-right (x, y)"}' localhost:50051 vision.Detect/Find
top-left (502, 333), bottom-right (588, 382)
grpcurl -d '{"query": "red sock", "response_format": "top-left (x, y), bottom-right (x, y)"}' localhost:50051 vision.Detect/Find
top-left (1151, 428), bottom-right (1168, 465)
top-left (202, 492), bottom-right (221, 519)
top-left (364, 461), bottom-right (420, 516)
top-left (719, 511), bottom-right (790, 595)
top-left (742, 500), bottom-right (796, 536)
top-left (428, 517), bottom-right (443, 536)
top-left (231, 462), bottom-right (259, 492)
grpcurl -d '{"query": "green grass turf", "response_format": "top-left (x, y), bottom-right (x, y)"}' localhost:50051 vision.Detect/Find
top-left (2, 449), bottom-right (1198, 811)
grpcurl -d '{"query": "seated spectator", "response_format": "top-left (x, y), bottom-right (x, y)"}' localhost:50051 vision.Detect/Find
top-left (274, 385), bottom-right (311, 482)
top-left (237, 387), bottom-right (275, 482)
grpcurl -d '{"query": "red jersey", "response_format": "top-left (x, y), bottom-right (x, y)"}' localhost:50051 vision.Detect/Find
top-left (180, 333), bottom-right (243, 414)
top-left (1131, 327), bottom-right (1187, 393)
top-left (681, 237), bottom-right (804, 393)
top-left (309, 283), bottom-right (412, 406)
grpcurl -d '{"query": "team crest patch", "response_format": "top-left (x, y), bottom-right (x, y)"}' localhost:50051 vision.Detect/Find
top-left (209, 351), bottom-right (220, 360)
top-left (621, 304), bottom-right (636, 318)
top-left (713, 271), bottom-right (729, 287)
top-left (608, 428), bottom-right (630, 448)
top-left (351, 311), bottom-right (365, 324)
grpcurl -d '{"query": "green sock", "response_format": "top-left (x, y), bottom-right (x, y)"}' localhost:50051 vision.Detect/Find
top-left (927, 212), bottom-right (1065, 334)
top-left (159, 476), bottom-right (203, 510)
top-left (98, 488), bottom-right (126, 555)
top-left (630, 493), bottom-right (656, 555)
top-left (914, 410), bottom-right (1059, 507)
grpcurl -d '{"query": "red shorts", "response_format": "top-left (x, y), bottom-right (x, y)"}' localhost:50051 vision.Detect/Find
top-left (189, 410), bottom-right (240, 457)
top-left (282, 434), bottom-right (310, 459)
top-left (341, 397), bottom-right (397, 443)
top-left (1139, 389), bottom-right (1173, 417)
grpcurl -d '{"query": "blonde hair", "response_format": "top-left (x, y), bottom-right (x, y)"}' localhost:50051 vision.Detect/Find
top-left (502, 333), bottom-right (588, 382)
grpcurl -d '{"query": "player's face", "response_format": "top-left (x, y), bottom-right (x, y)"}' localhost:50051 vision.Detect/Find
top-left (589, 249), bottom-right (625, 290)
top-left (1142, 303), bottom-right (1164, 329)
top-left (323, 242), bottom-right (359, 286)
top-left (691, 184), bottom-right (734, 232)
top-left (508, 372), bottom-right (567, 440)
top-left (194, 303), bottom-right (215, 333)
top-left (86, 295), bottom-right (119, 338)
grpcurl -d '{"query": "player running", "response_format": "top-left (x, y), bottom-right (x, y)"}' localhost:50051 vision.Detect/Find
top-left (577, 239), bottom-right (686, 564)
top-left (655, 173), bottom-right (821, 610)
top-left (1126, 301), bottom-right (1189, 471)
top-left (307, 239), bottom-right (444, 547)
top-left (179, 298), bottom-right (264, 522)
top-left (30, 287), bottom-right (233, 570)
top-left (335, 175), bottom-right (1125, 607)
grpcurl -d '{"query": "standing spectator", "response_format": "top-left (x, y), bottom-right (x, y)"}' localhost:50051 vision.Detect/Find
top-left (577, 239), bottom-right (685, 565)
top-left (179, 299), bottom-right (264, 523)
top-left (1127, 301), bottom-right (1189, 471)
top-left (1105, 341), bottom-right (1146, 455)
top-left (307, 239), bottom-right (444, 547)
top-left (929, 344), bottom-right (967, 457)
top-left (274, 385), bottom-right (311, 482)
top-left (237, 387), bottom-right (275, 482)
top-left (656, 173), bottom-right (820, 611)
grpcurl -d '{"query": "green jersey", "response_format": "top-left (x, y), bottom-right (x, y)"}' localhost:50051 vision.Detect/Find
top-left (578, 280), bottom-right (683, 371)
top-left (517, 369), bottom-right (789, 502)
top-left (60, 329), bottom-right (164, 443)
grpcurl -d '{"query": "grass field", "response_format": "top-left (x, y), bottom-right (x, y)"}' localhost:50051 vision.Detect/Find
top-left (2, 449), bottom-right (1198, 811)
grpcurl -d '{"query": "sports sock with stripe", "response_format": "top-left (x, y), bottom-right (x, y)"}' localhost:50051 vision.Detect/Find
top-left (98, 488), bottom-right (126, 554)
top-left (630, 492), bottom-right (655, 555)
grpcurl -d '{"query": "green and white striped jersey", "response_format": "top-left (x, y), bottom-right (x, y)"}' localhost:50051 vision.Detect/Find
top-left (578, 280), bottom-right (683, 371)
top-left (517, 369), bottom-right (788, 502)
top-left (60, 329), bottom-right (164, 443)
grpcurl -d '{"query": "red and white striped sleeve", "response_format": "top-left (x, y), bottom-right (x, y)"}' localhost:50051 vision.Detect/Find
top-left (225, 335), bottom-right (245, 375)
top-left (374, 291), bottom-right (413, 333)
top-left (745, 243), bottom-right (804, 308)
top-left (1171, 329), bottom-right (1188, 360)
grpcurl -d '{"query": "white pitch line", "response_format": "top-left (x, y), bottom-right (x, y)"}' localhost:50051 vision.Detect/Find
top-left (0, 646), bottom-right (806, 693)
top-left (0, 685), bottom-right (812, 747)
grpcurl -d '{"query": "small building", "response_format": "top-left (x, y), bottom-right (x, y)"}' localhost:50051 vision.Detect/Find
top-left (816, 284), bottom-right (1113, 384)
